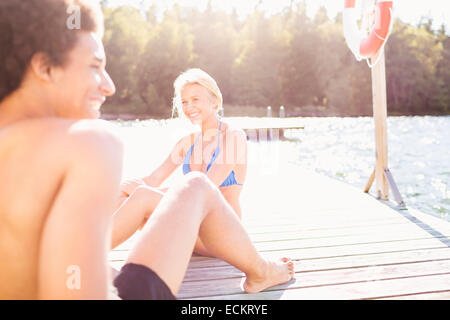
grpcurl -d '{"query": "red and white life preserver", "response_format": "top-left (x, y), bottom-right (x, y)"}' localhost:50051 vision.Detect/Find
top-left (343, 0), bottom-right (393, 60)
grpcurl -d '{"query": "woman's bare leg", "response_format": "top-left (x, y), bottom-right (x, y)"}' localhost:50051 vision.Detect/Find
top-left (113, 187), bottom-right (226, 258)
top-left (194, 203), bottom-right (241, 257)
top-left (111, 186), bottom-right (164, 249)
top-left (112, 186), bottom-right (238, 258)
top-left (193, 238), bottom-right (213, 257)
top-left (125, 172), bottom-right (294, 295)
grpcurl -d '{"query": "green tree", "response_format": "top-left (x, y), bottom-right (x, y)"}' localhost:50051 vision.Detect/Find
top-left (386, 19), bottom-right (444, 114)
top-left (231, 9), bottom-right (285, 107)
top-left (317, 13), bottom-right (371, 115)
top-left (432, 31), bottom-right (450, 113)
top-left (98, 2), bottom-right (449, 117)
top-left (183, 7), bottom-right (237, 105)
top-left (135, 5), bottom-right (195, 117)
top-left (102, 6), bottom-right (150, 108)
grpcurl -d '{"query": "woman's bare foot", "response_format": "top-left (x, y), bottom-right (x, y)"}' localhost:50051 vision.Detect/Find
top-left (242, 257), bottom-right (295, 294)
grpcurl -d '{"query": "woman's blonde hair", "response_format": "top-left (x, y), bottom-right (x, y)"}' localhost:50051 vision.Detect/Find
top-left (172, 68), bottom-right (223, 118)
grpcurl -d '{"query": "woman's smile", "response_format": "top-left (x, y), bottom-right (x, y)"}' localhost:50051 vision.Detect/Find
top-left (187, 110), bottom-right (201, 120)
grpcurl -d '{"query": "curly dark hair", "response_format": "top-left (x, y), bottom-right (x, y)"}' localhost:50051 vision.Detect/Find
top-left (0, 0), bottom-right (103, 103)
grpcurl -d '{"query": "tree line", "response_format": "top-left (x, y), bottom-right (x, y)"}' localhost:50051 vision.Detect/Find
top-left (100, 2), bottom-right (450, 118)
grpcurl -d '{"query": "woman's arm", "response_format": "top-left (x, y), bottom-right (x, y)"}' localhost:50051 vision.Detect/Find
top-left (141, 153), bottom-right (180, 187)
top-left (119, 134), bottom-right (192, 197)
top-left (142, 134), bottom-right (192, 186)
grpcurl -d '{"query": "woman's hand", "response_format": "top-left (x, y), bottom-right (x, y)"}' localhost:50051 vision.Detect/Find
top-left (120, 178), bottom-right (146, 197)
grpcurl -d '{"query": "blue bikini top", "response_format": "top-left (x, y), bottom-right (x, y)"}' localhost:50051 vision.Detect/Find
top-left (182, 121), bottom-right (243, 187)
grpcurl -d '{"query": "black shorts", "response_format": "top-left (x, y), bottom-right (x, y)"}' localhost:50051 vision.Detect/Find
top-left (113, 263), bottom-right (176, 300)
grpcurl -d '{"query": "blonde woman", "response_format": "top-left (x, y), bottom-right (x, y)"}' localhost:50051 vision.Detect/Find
top-left (110, 70), bottom-right (294, 298)
top-left (115, 68), bottom-right (248, 256)
top-left (173, 68), bottom-right (247, 220)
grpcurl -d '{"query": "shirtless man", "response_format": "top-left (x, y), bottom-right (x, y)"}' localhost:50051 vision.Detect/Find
top-left (0, 0), bottom-right (122, 299)
top-left (0, 0), bottom-right (294, 300)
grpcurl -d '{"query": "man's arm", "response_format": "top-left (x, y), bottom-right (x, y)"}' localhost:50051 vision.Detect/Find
top-left (38, 123), bottom-right (123, 299)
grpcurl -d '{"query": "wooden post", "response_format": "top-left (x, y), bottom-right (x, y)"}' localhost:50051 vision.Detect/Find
top-left (279, 106), bottom-right (285, 118)
top-left (369, 49), bottom-right (389, 200)
top-left (364, 49), bottom-right (405, 207)
top-left (279, 106), bottom-right (285, 139)
top-left (267, 106), bottom-right (273, 140)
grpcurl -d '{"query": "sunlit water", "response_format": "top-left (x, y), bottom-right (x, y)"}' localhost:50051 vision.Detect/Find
top-left (112, 116), bottom-right (450, 221)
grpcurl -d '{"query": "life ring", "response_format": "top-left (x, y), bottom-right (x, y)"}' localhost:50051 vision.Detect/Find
top-left (343, 0), bottom-right (393, 61)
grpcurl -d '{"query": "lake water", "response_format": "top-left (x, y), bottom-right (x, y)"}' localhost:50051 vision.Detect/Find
top-left (113, 116), bottom-right (450, 221)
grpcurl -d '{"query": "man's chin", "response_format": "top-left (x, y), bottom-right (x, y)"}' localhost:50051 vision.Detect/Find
top-left (84, 107), bottom-right (101, 119)
top-left (71, 109), bottom-right (101, 120)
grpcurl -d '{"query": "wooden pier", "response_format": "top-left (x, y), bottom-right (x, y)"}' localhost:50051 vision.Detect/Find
top-left (109, 162), bottom-right (450, 300)
top-left (238, 117), bottom-right (304, 140)
top-left (242, 124), bottom-right (304, 140)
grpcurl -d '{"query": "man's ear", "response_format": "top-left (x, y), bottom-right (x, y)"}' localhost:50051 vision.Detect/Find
top-left (29, 52), bottom-right (55, 82)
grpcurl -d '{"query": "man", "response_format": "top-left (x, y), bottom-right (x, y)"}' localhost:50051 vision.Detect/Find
top-left (0, 0), bottom-right (294, 300)
top-left (0, 0), bottom-right (122, 299)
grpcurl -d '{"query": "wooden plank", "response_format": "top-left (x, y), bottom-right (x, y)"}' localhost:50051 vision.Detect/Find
top-left (108, 218), bottom-right (415, 254)
top-left (182, 247), bottom-right (450, 282)
top-left (243, 213), bottom-right (450, 243)
top-left (184, 238), bottom-right (450, 269)
top-left (379, 291), bottom-right (450, 300)
top-left (242, 217), bottom-right (408, 233)
top-left (242, 125), bottom-right (304, 130)
top-left (107, 158), bottom-right (450, 300)
top-left (252, 234), bottom-right (448, 253)
top-left (177, 259), bottom-right (450, 299)
top-left (111, 217), bottom-right (409, 247)
top-left (246, 221), bottom-right (446, 242)
top-left (397, 207), bottom-right (450, 237)
top-left (109, 235), bottom-right (450, 264)
top-left (185, 273), bottom-right (450, 300)
top-left (110, 214), bottom-right (446, 258)
top-left (250, 224), bottom-right (450, 245)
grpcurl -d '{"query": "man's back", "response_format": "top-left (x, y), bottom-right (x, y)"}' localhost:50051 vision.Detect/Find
top-left (0, 0), bottom-right (122, 299)
top-left (0, 118), bottom-right (123, 299)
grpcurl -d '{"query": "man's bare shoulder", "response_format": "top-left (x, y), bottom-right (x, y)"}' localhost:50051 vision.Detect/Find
top-left (0, 117), bottom-right (124, 194)
top-left (0, 117), bottom-right (124, 228)
top-left (1, 118), bottom-right (123, 160)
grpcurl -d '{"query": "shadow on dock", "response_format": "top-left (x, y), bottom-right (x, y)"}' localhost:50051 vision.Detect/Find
top-left (393, 207), bottom-right (450, 248)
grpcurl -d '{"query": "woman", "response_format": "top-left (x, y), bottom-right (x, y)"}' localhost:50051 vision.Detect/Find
top-left (109, 71), bottom-right (294, 298)
top-left (115, 68), bottom-right (248, 256)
